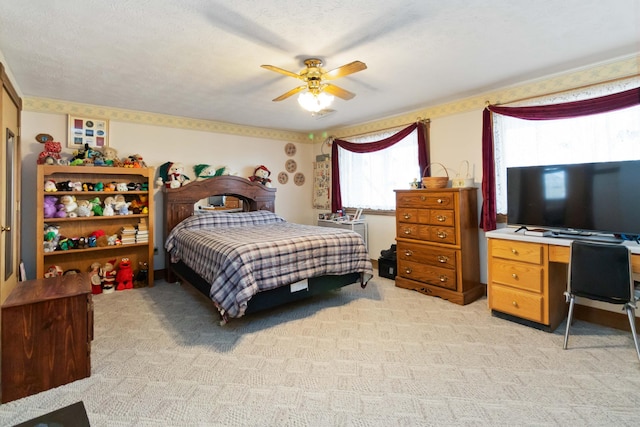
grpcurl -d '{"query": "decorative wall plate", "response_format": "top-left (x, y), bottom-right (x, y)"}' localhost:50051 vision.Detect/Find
top-left (277, 172), bottom-right (288, 184)
top-left (284, 143), bottom-right (297, 157)
top-left (285, 159), bottom-right (297, 173)
top-left (294, 172), bottom-right (305, 186)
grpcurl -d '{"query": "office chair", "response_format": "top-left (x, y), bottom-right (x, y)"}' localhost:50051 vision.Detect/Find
top-left (563, 240), bottom-right (640, 361)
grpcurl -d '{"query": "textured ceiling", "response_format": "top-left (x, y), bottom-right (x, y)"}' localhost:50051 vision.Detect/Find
top-left (1, 0), bottom-right (639, 133)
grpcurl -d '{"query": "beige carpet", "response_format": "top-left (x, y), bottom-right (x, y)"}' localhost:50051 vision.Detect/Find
top-left (1, 274), bottom-right (640, 426)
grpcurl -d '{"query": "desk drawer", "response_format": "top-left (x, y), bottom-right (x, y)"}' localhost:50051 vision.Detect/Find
top-left (398, 259), bottom-right (457, 290)
top-left (491, 284), bottom-right (544, 323)
top-left (397, 192), bottom-right (454, 209)
top-left (491, 259), bottom-right (543, 293)
top-left (491, 240), bottom-right (543, 264)
top-left (429, 209), bottom-right (455, 226)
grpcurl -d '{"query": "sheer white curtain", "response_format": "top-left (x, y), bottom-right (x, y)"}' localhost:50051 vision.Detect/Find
top-left (494, 79), bottom-right (640, 214)
top-left (338, 129), bottom-right (420, 210)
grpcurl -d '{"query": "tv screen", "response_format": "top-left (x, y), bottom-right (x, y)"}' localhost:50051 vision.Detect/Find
top-left (507, 160), bottom-right (640, 236)
top-left (208, 195), bottom-right (225, 207)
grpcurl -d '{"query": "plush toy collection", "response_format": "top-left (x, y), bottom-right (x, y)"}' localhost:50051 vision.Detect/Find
top-left (248, 165), bottom-right (273, 187)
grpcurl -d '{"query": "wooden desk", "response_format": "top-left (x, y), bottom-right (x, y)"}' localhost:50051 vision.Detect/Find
top-left (1, 273), bottom-right (93, 403)
top-left (486, 229), bottom-right (640, 332)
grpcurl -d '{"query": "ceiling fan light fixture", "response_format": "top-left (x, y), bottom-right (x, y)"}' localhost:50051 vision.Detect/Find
top-left (297, 91), bottom-right (334, 113)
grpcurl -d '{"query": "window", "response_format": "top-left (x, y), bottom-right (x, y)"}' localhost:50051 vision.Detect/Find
top-left (338, 129), bottom-right (420, 211)
top-left (494, 82), bottom-right (640, 215)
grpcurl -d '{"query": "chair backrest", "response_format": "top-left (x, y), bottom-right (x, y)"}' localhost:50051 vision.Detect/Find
top-left (568, 240), bottom-right (633, 304)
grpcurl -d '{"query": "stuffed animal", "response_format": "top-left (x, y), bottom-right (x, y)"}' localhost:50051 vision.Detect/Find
top-left (116, 182), bottom-right (128, 192)
top-left (134, 261), bottom-right (149, 288)
top-left (37, 137), bottom-right (63, 165)
top-left (114, 195), bottom-right (131, 215)
top-left (43, 224), bottom-right (60, 252)
top-left (115, 257), bottom-right (134, 290)
top-left (44, 195), bottom-right (58, 218)
top-left (89, 197), bottom-right (103, 216)
top-left (89, 229), bottom-right (108, 247)
top-left (44, 180), bottom-right (57, 192)
top-left (59, 195), bottom-right (78, 217)
top-left (194, 164), bottom-right (227, 180)
top-left (89, 262), bottom-right (102, 294)
top-left (157, 161), bottom-right (191, 188)
top-left (103, 196), bottom-right (116, 216)
top-left (44, 265), bottom-right (63, 278)
top-left (249, 165), bottom-right (272, 187)
top-left (76, 199), bottom-right (94, 217)
top-left (102, 147), bottom-right (119, 166)
top-left (100, 259), bottom-right (117, 293)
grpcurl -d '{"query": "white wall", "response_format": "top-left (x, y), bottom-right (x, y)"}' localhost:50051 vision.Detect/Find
top-left (21, 111), bottom-right (315, 278)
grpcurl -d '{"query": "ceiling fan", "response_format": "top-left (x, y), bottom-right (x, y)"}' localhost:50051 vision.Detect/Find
top-left (261, 58), bottom-right (367, 106)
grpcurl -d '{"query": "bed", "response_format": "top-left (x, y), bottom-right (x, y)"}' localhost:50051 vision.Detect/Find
top-left (163, 175), bottom-right (373, 322)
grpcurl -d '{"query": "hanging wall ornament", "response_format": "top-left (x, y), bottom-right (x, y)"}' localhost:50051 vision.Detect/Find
top-left (284, 143), bottom-right (297, 157)
top-left (285, 159), bottom-right (297, 173)
top-left (278, 172), bottom-right (288, 185)
top-left (294, 172), bottom-right (305, 186)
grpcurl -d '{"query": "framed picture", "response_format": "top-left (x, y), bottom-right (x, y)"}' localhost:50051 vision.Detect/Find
top-left (67, 115), bottom-right (109, 148)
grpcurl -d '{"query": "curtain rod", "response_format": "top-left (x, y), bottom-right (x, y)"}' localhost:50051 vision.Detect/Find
top-left (495, 74), bottom-right (640, 106)
top-left (337, 118), bottom-right (430, 139)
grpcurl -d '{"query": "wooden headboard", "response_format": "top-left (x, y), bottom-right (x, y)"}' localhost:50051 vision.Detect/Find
top-left (163, 175), bottom-right (277, 236)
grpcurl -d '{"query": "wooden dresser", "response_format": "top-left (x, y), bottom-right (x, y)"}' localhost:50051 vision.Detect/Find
top-left (394, 188), bottom-right (483, 305)
top-left (1, 273), bottom-right (93, 403)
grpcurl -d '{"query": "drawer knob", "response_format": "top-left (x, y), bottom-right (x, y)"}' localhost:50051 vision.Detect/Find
top-left (404, 250), bottom-right (413, 257)
top-left (511, 248), bottom-right (518, 254)
top-left (439, 275), bottom-right (448, 282)
top-left (405, 268), bottom-right (412, 274)
top-left (404, 229), bottom-right (411, 235)
top-left (436, 231), bottom-right (447, 239)
top-left (436, 215), bottom-right (446, 222)
top-left (512, 273), bottom-right (518, 279)
top-left (437, 255), bottom-right (449, 263)
top-left (437, 198), bottom-right (443, 204)
top-left (420, 196), bottom-right (426, 201)
top-left (512, 301), bottom-right (518, 307)
top-left (403, 213), bottom-right (411, 219)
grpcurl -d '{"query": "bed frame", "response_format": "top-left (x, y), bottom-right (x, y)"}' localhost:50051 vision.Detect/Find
top-left (162, 175), bottom-right (361, 317)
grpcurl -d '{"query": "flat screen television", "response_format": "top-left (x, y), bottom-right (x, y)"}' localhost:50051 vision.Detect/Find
top-left (507, 160), bottom-right (640, 237)
top-left (208, 195), bottom-right (225, 207)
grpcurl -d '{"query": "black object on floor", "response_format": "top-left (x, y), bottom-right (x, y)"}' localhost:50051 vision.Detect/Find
top-left (12, 401), bottom-right (90, 427)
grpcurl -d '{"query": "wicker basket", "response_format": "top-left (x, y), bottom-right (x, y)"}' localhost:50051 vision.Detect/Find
top-left (422, 163), bottom-right (449, 189)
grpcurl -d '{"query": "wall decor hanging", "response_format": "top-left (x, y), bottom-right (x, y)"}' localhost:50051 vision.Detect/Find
top-left (67, 115), bottom-right (109, 148)
top-left (278, 171), bottom-right (288, 185)
top-left (284, 142), bottom-right (297, 157)
top-left (285, 159), bottom-right (297, 173)
top-left (294, 172), bottom-right (305, 186)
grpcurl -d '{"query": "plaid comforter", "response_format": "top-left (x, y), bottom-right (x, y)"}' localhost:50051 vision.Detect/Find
top-left (165, 211), bottom-right (373, 318)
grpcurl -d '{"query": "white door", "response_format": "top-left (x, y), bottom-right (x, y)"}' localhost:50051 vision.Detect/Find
top-left (1, 79), bottom-right (21, 302)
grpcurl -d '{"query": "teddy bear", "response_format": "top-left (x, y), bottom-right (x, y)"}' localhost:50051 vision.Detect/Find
top-left (44, 195), bottom-right (58, 218)
top-left (100, 259), bottom-right (117, 293)
top-left (59, 195), bottom-right (78, 217)
top-left (157, 161), bottom-right (191, 188)
top-left (113, 195), bottom-right (131, 215)
top-left (89, 262), bottom-right (102, 294)
top-left (115, 257), bottom-right (134, 290)
top-left (134, 261), bottom-right (149, 288)
top-left (76, 199), bottom-right (94, 217)
top-left (194, 164), bottom-right (227, 180)
top-left (36, 134), bottom-right (63, 165)
top-left (249, 165), bottom-right (272, 187)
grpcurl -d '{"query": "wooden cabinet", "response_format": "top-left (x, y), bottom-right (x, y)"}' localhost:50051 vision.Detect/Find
top-left (1, 273), bottom-right (92, 403)
top-left (394, 188), bottom-right (483, 305)
top-left (36, 165), bottom-right (154, 284)
top-left (487, 238), bottom-right (568, 331)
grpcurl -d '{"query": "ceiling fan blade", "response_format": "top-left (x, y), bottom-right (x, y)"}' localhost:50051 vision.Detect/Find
top-left (323, 84), bottom-right (356, 100)
top-left (272, 85), bottom-right (306, 101)
top-left (261, 65), bottom-right (302, 79)
top-left (323, 61), bottom-right (367, 80)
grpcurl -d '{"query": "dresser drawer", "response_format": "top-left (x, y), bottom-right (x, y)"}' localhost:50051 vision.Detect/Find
top-left (397, 242), bottom-right (457, 269)
top-left (398, 259), bottom-right (457, 290)
top-left (396, 208), bottom-right (430, 224)
top-left (396, 192), bottom-right (454, 209)
top-left (428, 209), bottom-right (455, 226)
top-left (491, 284), bottom-right (544, 323)
top-left (397, 224), bottom-right (430, 240)
top-left (428, 226), bottom-right (456, 245)
top-left (491, 259), bottom-right (543, 292)
top-left (490, 240), bottom-right (543, 264)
